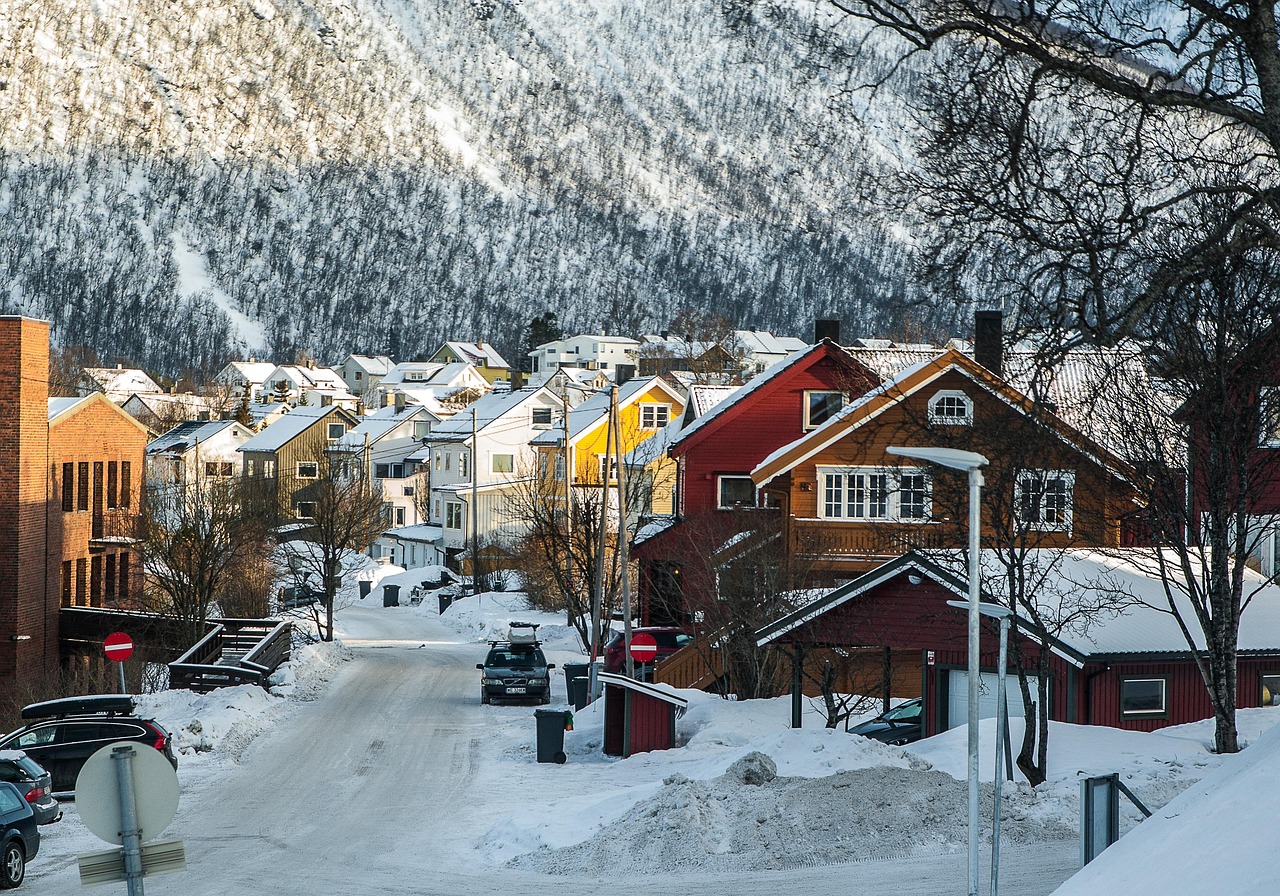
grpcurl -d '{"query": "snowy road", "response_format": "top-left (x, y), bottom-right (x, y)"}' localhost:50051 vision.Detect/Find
top-left (29, 606), bottom-right (1080, 895)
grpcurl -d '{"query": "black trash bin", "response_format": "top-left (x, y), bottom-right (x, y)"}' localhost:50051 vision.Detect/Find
top-left (563, 662), bottom-right (589, 703)
top-left (534, 709), bottom-right (568, 764)
top-left (383, 583), bottom-right (400, 607)
top-left (569, 676), bottom-right (590, 711)
top-left (358, 580), bottom-right (372, 600)
top-left (438, 592), bottom-right (453, 615)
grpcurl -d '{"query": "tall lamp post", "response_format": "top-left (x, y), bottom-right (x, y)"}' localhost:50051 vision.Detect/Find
top-left (888, 446), bottom-right (988, 896)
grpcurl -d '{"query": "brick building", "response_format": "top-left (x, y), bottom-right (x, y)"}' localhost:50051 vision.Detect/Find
top-left (0, 317), bottom-right (147, 686)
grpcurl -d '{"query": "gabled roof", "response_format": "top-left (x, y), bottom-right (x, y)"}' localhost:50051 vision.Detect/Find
top-left (423, 385), bottom-right (557, 443)
top-left (266, 365), bottom-right (349, 391)
top-left (342, 354), bottom-right (395, 376)
top-left (436, 341), bottom-right (509, 369)
top-left (79, 366), bottom-right (162, 396)
top-left (333, 404), bottom-right (436, 451)
top-left (751, 347), bottom-right (1139, 488)
top-left (48, 393), bottom-right (150, 436)
top-left (668, 340), bottom-right (872, 456)
top-left (146, 420), bottom-right (248, 455)
top-left (220, 360), bottom-right (277, 383)
top-left (529, 377), bottom-right (684, 447)
top-left (732, 330), bottom-right (808, 356)
top-left (238, 405), bottom-right (352, 453)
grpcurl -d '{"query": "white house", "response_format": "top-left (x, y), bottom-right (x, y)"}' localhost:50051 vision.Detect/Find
top-left (144, 419), bottom-right (255, 492)
top-left (75, 365), bottom-right (163, 402)
top-left (526, 334), bottom-right (640, 386)
top-left (263, 363), bottom-right (359, 409)
top-left (730, 330), bottom-right (809, 375)
top-left (428, 342), bottom-right (510, 385)
top-left (420, 386), bottom-right (563, 563)
top-left (330, 403), bottom-right (444, 557)
top-left (376, 361), bottom-right (490, 409)
top-left (338, 354), bottom-right (395, 405)
top-left (213, 360), bottom-right (278, 401)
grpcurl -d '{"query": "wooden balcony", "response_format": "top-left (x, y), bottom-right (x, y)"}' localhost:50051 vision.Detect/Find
top-left (791, 519), bottom-right (950, 564)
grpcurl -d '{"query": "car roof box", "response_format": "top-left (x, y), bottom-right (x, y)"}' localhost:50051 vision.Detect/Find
top-left (22, 694), bottom-right (137, 720)
top-left (508, 621), bottom-right (539, 645)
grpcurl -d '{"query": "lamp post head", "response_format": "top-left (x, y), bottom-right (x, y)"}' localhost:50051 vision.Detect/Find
top-left (887, 445), bottom-right (989, 471)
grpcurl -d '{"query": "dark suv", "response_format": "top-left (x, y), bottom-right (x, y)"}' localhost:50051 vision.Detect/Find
top-left (0, 754), bottom-right (58, 826)
top-left (601, 627), bottom-right (694, 674)
top-left (0, 696), bottom-right (178, 795)
top-left (478, 623), bottom-right (556, 705)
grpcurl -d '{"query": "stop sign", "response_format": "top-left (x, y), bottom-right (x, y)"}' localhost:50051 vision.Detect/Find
top-left (628, 632), bottom-right (658, 664)
top-left (104, 632), bottom-right (134, 662)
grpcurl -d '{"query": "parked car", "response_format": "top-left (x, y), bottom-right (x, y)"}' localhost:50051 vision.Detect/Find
top-left (0, 695), bottom-right (178, 795)
top-left (0, 754), bottom-right (58, 826)
top-left (601, 627), bottom-right (694, 674)
top-left (0, 781), bottom-right (39, 888)
top-left (848, 698), bottom-right (924, 746)
top-left (478, 622), bottom-right (556, 705)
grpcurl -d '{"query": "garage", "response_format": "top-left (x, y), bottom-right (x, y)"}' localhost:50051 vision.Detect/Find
top-left (946, 669), bottom-right (1045, 731)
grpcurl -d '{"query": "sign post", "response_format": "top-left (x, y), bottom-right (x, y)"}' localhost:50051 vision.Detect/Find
top-left (628, 632), bottom-right (657, 680)
top-left (104, 633), bottom-right (133, 695)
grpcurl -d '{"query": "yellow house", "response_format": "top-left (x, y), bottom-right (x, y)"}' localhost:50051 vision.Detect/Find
top-left (530, 376), bottom-right (686, 509)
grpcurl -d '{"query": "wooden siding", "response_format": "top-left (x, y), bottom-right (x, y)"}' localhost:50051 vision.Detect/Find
top-left (625, 689), bottom-right (678, 756)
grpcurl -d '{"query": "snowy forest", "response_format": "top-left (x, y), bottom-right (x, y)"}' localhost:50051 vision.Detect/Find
top-left (0, 0), bottom-right (943, 379)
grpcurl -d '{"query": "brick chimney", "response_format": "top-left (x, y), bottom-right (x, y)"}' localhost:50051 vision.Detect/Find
top-left (974, 310), bottom-right (1004, 378)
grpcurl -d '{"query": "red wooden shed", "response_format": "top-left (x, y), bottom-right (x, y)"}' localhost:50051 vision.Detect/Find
top-left (756, 550), bottom-right (1280, 735)
top-left (599, 672), bottom-right (689, 758)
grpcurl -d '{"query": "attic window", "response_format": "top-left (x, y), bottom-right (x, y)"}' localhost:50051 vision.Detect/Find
top-left (532, 407), bottom-right (554, 426)
top-left (928, 390), bottom-right (973, 425)
top-left (327, 423), bottom-right (346, 440)
top-left (639, 403), bottom-right (670, 429)
top-left (296, 462), bottom-right (319, 479)
top-left (804, 391), bottom-right (844, 430)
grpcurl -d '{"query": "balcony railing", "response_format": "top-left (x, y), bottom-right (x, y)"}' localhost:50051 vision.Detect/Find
top-left (791, 519), bottom-right (949, 560)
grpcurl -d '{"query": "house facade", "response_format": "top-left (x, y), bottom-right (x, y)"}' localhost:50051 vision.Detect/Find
top-left (527, 334), bottom-right (641, 386)
top-left (144, 420), bottom-right (255, 491)
top-left (428, 342), bottom-right (511, 385)
top-left (338, 354), bottom-right (395, 406)
top-left (263, 363), bottom-right (358, 409)
top-left (237, 405), bottom-right (359, 520)
top-left (213, 360), bottom-right (277, 402)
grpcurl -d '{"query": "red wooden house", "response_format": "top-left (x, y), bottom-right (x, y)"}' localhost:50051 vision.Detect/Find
top-left (756, 550), bottom-right (1280, 735)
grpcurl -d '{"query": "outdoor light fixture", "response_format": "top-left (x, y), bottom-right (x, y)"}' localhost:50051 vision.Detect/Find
top-left (9, 635), bottom-right (31, 642)
top-left (888, 445), bottom-right (988, 896)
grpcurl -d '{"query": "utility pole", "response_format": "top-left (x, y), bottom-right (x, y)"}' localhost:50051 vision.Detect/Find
top-left (612, 391), bottom-right (633, 678)
top-left (561, 380), bottom-right (573, 612)
top-left (591, 385), bottom-right (616, 677)
top-left (470, 406), bottom-right (479, 599)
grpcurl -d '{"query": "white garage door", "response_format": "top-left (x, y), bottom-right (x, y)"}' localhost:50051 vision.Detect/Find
top-left (946, 670), bottom-right (1045, 731)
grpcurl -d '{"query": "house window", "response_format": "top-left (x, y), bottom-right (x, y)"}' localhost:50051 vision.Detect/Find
top-left (1260, 387), bottom-right (1279, 446)
top-left (1120, 677), bottom-right (1168, 718)
top-left (77, 461), bottom-right (89, 511)
top-left (1262, 674), bottom-right (1280, 707)
top-left (446, 501), bottom-right (464, 530)
top-left (717, 476), bottom-right (756, 509)
top-left (105, 554), bottom-right (116, 603)
top-left (445, 452), bottom-right (451, 472)
top-left (297, 462), bottom-right (319, 479)
top-left (328, 422), bottom-right (346, 440)
top-left (107, 461), bottom-right (118, 509)
top-left (262, 459), bottom-right (276, 478)
top-left (205, 462), bottom-right (234, 477)
top-left (532, 407), bottom-right (554, 426)
top-left (375, 463), bottom-right (405, 479)
top-left (119, 553), bottom-right (130, 598)
top-left (1244, 518), bottom-right (1280, 577)
top-left (804, 391), bottom-right (844, 430)
top-left (928, 390), bottom-right (974, 425)
top-left (598, 455), bottom-right (618, 483)
top-left (413, 420), bottom-right (430, 439)
top-left (555, 454), bottom-right (565, 481)
top-left (395, 506), bottom-right (406, 526)
top-left (459, 452), bottom-right (469, 478)
top-left (639, 403), bottom-right (670, 429)
top-left (818, 467), bottom-right (930, 521)
top-left (1015, 471), bottom-right (1075, 532)
top-left (75, 558), bottom-right (87, 605)
top-left (296, 501), bottom-right (316, 519)
top-left (492, 454), bottom-right (514, 473)
top-left (434, 498), bottom-right (442, 520)
top-left (61, 561), bottom-right (72, 605)
top-left (62, 463), bottom-right (74, 512)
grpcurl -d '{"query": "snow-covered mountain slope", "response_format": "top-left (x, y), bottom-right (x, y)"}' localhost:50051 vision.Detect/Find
top-left (0, 0), bottom-right (936, 375)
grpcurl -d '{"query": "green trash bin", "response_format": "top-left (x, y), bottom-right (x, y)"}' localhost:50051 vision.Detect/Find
top-left (534, 709), bottom-right (568, 764)
top-left (563, 662), bottom-right (589, 703)
top-left (569, 676), bottom-right (590, 710)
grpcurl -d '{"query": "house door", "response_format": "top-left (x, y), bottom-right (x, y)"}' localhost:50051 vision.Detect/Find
top-left (946, 670), bottom-right (1045, 731)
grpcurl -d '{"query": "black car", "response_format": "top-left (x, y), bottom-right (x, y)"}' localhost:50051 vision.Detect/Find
top-left (0, 781), bottom-right (39, 888)
top-left (848, 698), bottom-right (924, 746)
top-left (0, 754), bottom-right (58, 826)
top-left (0, 696), bottom-right (178, 795)
top-left (478, 622), bottom-right (556, 705)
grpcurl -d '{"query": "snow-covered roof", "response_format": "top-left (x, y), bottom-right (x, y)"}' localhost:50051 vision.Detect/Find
top-left (425, 386), bottom-right (555, 443)
top-left (384, 524), bottom-right (444, 543)
top-left (633, 516), bottom-right (678, 547)
top-left (439, 341), bottom-right (509, 369)
top-left (80, 366), bottom-right (162, 396)
top-left (267, 364), bottom-right (348, 391)
top-left (732, 330), bottom-right (807, 356)
top-left (343, 354), bottom-right (395, 376)
top-left (239, 405), bottom-right (345, 453)
top-left (146, 420), bottom-right (245, 455)
top-left (48, 396), bottom-right (88, 420)
top-left (529, 377), bottom-right (673, 446)
top-left (845, 345), bottom-right (944, 379)
top-left (333, 404), bottom-right (432, 451)
top-left (222, 361), bottom-right (277, 383)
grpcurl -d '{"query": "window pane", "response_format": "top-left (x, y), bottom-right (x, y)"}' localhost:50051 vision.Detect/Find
top-left (823, 474), bottom-right (844, 518)
top-left (719, 477), bottom-right (755, 508)
top-left (868, 474), bottom-right (889, 518)
top-left (900, 473), bottom-right (928, 519)
top-left (807, 392), bottom-right (843, 427)
top-left (1121, 679), bottom-right (1165, 715)
top-left (1263, 674), bottom-right (1280, 707)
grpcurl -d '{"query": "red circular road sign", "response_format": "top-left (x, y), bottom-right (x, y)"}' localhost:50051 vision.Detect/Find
top-left (103, 632), bottom-right (133, 662)
top-left (628, 632), bottom-right (658, 664)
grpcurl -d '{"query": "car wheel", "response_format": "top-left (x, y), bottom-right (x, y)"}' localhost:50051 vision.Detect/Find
top-left (1, 840), bottom-right (24, 889)
top-left (540, 693), bottom-right (551, 705)
top-left (481, 690), bottom-right (490, 705)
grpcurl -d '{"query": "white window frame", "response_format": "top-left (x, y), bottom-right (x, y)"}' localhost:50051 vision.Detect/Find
top-left (532, 407), bottom-right (554, 427)
top-left (295, 501), bottom-right (316, 519)
top-left (803, 391), bottom-right (845, 430)
top-left (1120, 677), bottom-right (1168, 718)
top-left (717, 475), bottom-right (756, 510)
top-left (296, 461), bottom-right (319, 479)
top-left (445, 501), bottom-right (464, 530)
top-left (816, 466), bottom-right (931, 521)
top-left (459, 451), bottom-right (469, 478)
top-left (928, 389), bottom-right (974, 426)
top-left (492, 453), bottom-right (514, 474)
top-left (327, 422), bottom-right (346, 440)
top-left (639, 403), bottom-right (671, 430)
top-left (1014, 470), bottom-right (1076, 533)
top-left (598, 454), bottom-right (618, 483)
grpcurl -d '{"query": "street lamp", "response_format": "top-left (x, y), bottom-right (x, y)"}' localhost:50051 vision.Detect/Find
top-left (888, 445), bottom-right (988, 896)
top-left (949, 599), bottom-right (1013, 896)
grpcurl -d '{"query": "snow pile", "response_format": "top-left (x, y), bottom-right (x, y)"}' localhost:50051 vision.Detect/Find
top-left (434, 591), bottom-right (581, 654)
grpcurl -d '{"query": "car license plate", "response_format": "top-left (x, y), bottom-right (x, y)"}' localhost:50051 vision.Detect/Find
top-left (506, 687), bottom-right (526, 694)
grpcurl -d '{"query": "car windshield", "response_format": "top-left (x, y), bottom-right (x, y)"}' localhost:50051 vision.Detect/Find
top-left (884, 701), bottom-right (922, 722)
top-left (486, 649), bottom-right (545, 668)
